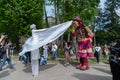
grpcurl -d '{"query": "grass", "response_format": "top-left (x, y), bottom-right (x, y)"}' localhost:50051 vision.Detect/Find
top-left (11, 53), bottom-right (109, 65)
top-left (11, 55), bottom-right (19, 61)
top-left (88, 58), bottom-right (97, 64)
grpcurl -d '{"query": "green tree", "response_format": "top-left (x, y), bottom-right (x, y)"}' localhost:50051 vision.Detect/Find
top-left (104, 0), bottom-right (120, 42)
top-left (95, 0), bottom-right (120, 44)
top-left (49, 0), bottom-right (100, 42)
top-left (0, 0), bottom-right (44, 50)
top-left (48, 0), bottom-right (100, 33)
top-left (47, 0), bottom-right (100, 55)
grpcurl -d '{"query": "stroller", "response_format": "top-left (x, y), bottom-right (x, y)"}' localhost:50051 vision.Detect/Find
top-left (39, 55), bottom-right (47, 66)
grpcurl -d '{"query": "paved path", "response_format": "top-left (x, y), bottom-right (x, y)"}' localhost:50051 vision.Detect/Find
top-left (0, 60), bottom-right (112, 80)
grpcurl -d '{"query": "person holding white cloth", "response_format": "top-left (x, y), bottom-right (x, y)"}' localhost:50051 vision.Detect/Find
top-left (30, 24), bottom-right (40, 77)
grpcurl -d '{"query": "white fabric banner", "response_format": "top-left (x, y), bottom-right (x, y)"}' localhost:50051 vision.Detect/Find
top-left (19, 21), bottom-right (72, 56)
top-left (115, 8), bottom-right (120, 17)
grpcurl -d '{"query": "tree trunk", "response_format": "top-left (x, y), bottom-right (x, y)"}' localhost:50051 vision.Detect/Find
top-left (15, 36), bottom-right (20, 53)
top-left (67, 33), bottom-right (71, 42)
top-left (44, 1), bottom-right (49, 27)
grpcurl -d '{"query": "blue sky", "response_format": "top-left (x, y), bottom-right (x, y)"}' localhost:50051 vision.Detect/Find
top-left (46, 0), bottom-right (106, 16)
top-left (99, 0), bottom-right (106, 8)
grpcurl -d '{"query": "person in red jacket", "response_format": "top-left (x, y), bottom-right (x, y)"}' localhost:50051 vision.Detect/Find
top-left (72, 16), bottom-right (94, 70)
top-left (103, 44), bottom-right (109, 60)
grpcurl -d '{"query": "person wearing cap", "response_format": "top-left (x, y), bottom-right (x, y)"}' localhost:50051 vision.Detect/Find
top-left (72, 16), bottom-right (94, 70)
top-left (30, 24), bottom-right (40, 77)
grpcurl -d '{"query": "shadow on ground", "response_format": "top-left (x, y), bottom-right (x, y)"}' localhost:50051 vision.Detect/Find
top-left (58, 59), bottom-right (78, 67)
top-left (73, 73), bottom-right (112, 80)
top-left (39, 63), bottom-right (57, 71)
top-left (0, 71), bottom-right (10, 79)
top-left (0, 63), bottom-right (16, 79)
top-left (23, 63), bottom-right (57, 73)
top-left (92, 67), bottom-right (112, 75)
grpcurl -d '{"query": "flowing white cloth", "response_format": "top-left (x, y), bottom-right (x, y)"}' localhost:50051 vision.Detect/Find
top-left (19, 21), bottom-right (72, 56)
top-left (31, 49), bottom-right (40, 60)
top-left (115, 8), bottom-right (120, 17)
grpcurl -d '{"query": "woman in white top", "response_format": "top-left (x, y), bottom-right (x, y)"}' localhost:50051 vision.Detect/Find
top-left (94, 44), bottom-right (101, 63)
top-left (51, 43), bottom-right (58, 60)
top-left (42, 44), bottom-right (48, 60)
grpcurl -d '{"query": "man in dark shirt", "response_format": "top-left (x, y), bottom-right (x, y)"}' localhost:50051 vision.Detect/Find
top-left (0, 41), bottom-right (13, 71)
top-left (109, 40), bottom-right (120, 80)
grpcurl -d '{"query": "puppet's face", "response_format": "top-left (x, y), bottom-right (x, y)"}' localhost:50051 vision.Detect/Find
top-left (73, 21), bottom-right (79, 28)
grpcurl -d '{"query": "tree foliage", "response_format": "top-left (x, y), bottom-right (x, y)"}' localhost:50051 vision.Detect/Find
top-left (0, 0), bottom-right (44, 50)
top-left (48, 0), bottom-right (100, 41)
top-left (50, 0), bottom-right (100, 24)
top-left (95, 0), bottom-right (120, 44)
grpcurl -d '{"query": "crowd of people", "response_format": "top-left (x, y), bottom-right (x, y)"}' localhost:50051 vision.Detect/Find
top-left (0, 16), bottom-right (119, 80)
